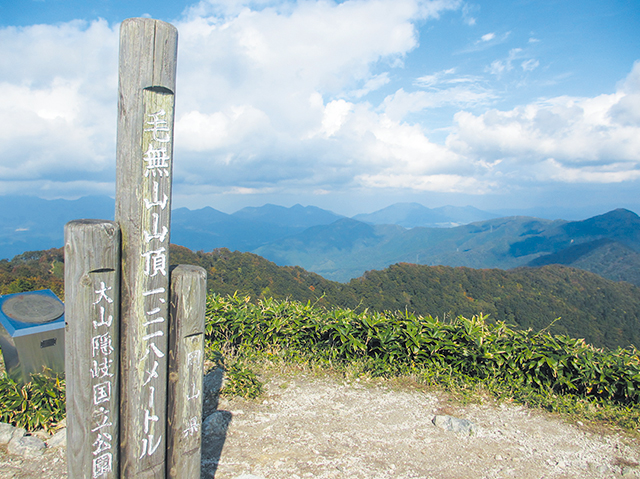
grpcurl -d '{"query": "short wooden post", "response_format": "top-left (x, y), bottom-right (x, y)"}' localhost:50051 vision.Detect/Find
top-left (64, 220), bottom-right (121, 479)
top-left (167, 265), bottom-right (207, 478)
top-left (115, 17), bottom-right (178, 478)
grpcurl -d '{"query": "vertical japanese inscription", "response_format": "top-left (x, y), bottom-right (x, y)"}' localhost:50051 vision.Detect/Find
top-left (65, 219), bottom-right (120, 479)
top-left (116, 17), bottom-right (178, 477)
top-left (137, 87), bottom-right (174, 466)
top-left (90, 277), bottom-right (117, 478)
top-left (166, 264), bottom-right (207, 478)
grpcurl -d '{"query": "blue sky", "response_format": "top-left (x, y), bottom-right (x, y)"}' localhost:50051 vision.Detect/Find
top-left (1, 0), bottom-right (639, 218)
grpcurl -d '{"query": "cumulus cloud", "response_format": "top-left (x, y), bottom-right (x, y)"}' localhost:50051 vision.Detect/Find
top-left (0, 20), bottom-right (118, 186)
top-left (0, 1), bottom-right (463, 198)
top-left (172, 0), bottom-right (462, 189)
top-left (1, 0), bottom-right (639, 209)
top-left (446, 61), bottom-right (640, 184)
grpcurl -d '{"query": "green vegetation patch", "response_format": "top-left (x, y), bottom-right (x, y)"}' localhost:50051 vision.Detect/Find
top-left (206, 293), bottom-right (640, 432)
top-left (0, 371), bottom-right (66, 432)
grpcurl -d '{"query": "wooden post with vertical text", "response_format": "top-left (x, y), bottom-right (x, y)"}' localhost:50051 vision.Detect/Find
top-left (65, 17), bottom-right (206, 479)
top-left (115, 17), bottom-right (178, 478)
top-left (167, 265), bottom-right (207, 478)
top-left (65, 220), bottom-right (121, 478)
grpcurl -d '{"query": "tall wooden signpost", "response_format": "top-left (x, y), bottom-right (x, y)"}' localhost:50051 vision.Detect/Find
top-left (115, 18), bottom-right (177, 477)
top-left (65, 18), bottom-right (206, 479)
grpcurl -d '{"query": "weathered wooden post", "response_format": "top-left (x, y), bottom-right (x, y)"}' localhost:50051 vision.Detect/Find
top-left (167, 265), bottom-right (207, 478)
top-left (65, 16), bottom-right (207, 479)
top-left (65, 220), bottom-right (121, 478)
top-left (115, 18), bottom-right (178, 477)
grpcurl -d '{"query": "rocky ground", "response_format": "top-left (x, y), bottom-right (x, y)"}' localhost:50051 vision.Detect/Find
top-left (2, 369), bottom-right (640, 478)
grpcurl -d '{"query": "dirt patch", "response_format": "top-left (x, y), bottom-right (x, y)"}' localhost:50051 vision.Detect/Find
top-left (2, 371), bottom-right (640, 478)
top-left (0, 443), bottom-right (66, 479)
top-left (204, 372), bottom-right (640, 479)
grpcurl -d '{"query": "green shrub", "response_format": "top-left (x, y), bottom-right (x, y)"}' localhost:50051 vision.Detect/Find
top-left (205, 293), bottom-right (640, 405)
top-left (221, 362), bottom-right (264, 399)
top-left (0, 371), bottom-right (65, 431)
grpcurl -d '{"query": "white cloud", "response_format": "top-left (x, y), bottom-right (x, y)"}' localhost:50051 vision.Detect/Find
top-left (389, 68), bottom-right (495, 120)
top-left (536, 158), bottom-right (640, 183)
top-left (0, 1), bottom-right (462, 197)
top-left (414, 68), bottom-right (476, 87)
top-left (461, 31), bottom-right (510, 53)
top-left (320, 99), bottom-right (354, 137)
top-left (521, 59), bottom-right (539, 72)
top-left (356, 172), bottom-right (493, 193)
top-left (381, 86), bottom-right (493, 121)
top-left (609, 60), bottom-right (640, 126)
top-left (172, 0), bottom-right (463, 186)
top-left (446, 62), bottom-right (640, 185)
top-left (1, 0), bottom-right (638, 208)
top-left (0, 20), bottom-right (118, 184)
top-left (486, 47), bottom-right (522, 77)
top-left (350, 72), bottom-right (391, 98)
top-left (461, 2), bottom-right (477, 26)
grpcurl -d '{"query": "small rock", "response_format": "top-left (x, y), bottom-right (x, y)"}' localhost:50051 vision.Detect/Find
top-left (0, 422), bottom-right (16, 444)
top-left (46, 428), bottom-right (67, 448)
top-left (432, 415), bottom-right (476, 435)
top-left (33, 430), bottom-right (51, 441)
top-left (7, 430), bottom-right (45, 458)
top-left (235, 475), bottom-right (267, 479)
top-left (203, 410), bottom-right (232, 438)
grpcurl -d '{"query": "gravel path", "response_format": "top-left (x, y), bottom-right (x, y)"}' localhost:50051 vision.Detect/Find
top-left (2, 370), bottom-right (640, 478)
top-left (204, 372), bottom-right (640, 479)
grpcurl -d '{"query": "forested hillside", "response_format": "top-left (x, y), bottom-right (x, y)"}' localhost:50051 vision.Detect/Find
top-left (341, 263), bottom-right (640, 350)
top-left (187, 248), bottom-right (640, 349)
top-left (0, 248), bottom-right (64, 297)
top-left (4, 245), bottom-right (640, 350)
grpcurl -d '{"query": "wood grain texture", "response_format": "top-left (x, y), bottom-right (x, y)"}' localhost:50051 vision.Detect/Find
top-left (115, 17), bottom-right (178, 478)
top-left (64, 220), bottom-right (120, 479)
top-left (166, 265), bottom-right (207, 479)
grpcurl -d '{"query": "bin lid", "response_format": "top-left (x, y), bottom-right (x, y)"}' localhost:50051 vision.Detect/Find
top-left (1, 293), bottom-right (64, 324)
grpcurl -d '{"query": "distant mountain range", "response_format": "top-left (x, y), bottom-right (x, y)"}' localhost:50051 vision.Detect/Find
top-left (0, 196), bottom-right (502, 258)
top-left (170, 246), bottom-right (640, 350)
top-left (353, 202), bottom-right (498, 227)
top-left (254, 208), bottom-right (640, 283)
top-left (1, 195), bottom-right (639, 287)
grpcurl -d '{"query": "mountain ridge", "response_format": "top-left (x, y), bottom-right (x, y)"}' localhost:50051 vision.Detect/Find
top-left (254, 209), bottom-right (640, 283)
top-left (1, 195), bottom-right (638, 288)
top-left (170, 245), bottom-right (640, 350)
top-left (3, 243), bottom-right (640, 350)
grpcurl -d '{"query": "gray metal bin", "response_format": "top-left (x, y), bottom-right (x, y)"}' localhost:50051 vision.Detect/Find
top-left (0, 289), bottom-right (65, 384)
